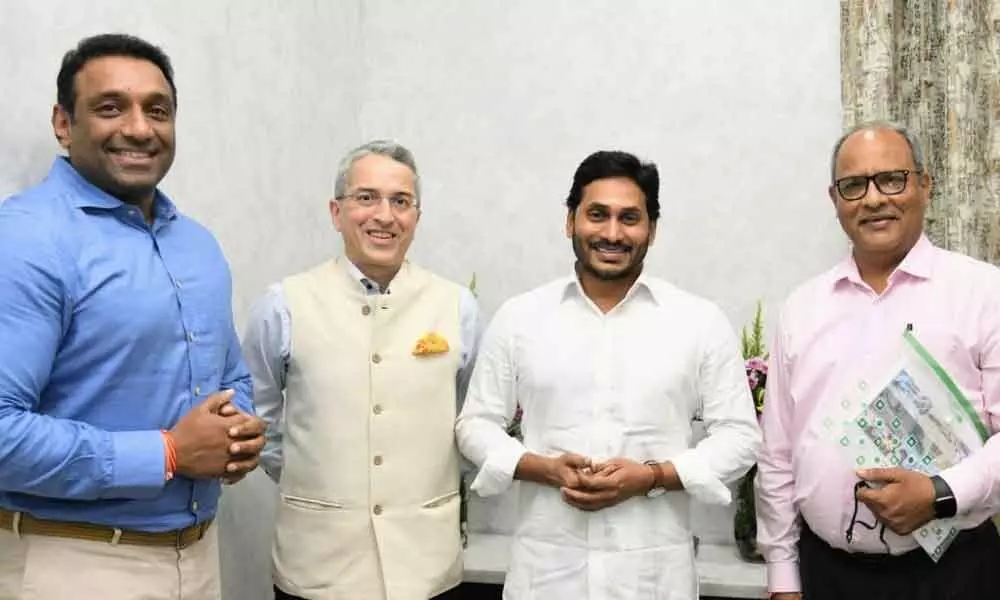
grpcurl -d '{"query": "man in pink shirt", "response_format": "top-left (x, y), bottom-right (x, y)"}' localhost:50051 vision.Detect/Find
top-left (756, 122), bottom-right (1000, 600)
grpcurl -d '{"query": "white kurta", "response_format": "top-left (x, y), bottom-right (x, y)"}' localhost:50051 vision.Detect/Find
top-left (456, 274), bottom-right (761, 600)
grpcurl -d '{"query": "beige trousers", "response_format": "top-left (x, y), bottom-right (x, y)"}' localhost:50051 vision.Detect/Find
top-left (0, 523), bottom-right (220, 600)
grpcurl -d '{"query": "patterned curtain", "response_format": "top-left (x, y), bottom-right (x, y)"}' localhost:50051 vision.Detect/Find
top-left (840, 0), bottom-right (1000, 263)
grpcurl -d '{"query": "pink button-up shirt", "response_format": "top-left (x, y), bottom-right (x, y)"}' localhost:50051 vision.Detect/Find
top-left (756, 235), bottom-right (1000, 593)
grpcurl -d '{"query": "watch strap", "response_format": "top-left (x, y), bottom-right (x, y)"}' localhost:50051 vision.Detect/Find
top-left (644, 460), bottom-right (666, 491)
top-left (930, 474), bottom-right (957, 519)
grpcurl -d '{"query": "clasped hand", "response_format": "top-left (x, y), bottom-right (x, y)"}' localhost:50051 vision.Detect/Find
top-left (855, 467), bottom-right (936, 535)
top-left (169, 389), bottom-right (267, 485)
top-left (546, 453), bottom-right (655, 511)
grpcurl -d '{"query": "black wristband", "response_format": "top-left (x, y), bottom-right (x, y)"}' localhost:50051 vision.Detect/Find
top-left (930, 475), bottom-right (957, 519)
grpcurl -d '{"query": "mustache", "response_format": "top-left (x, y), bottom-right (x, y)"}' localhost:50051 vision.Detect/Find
top-left (589, 240), bottom-right (632, 252)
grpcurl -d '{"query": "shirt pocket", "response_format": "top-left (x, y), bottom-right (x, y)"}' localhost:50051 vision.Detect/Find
top-left (280, 493), bottom-right (345, 511)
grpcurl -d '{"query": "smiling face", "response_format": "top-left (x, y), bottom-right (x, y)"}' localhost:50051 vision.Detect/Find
top-left (830, 128), bottom-right (931, 269)
top-left (52, 55), bottom-right (176, 205)
top-left (566, 176), bottom-right (655, 283)
top-left (329, 153), bottom-right (420, 284)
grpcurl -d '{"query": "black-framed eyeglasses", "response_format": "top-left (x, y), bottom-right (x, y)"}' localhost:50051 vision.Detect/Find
top-left (336, 190), bottom-right (418, 213)
top-left (834, 169), bottom-right (918, 201)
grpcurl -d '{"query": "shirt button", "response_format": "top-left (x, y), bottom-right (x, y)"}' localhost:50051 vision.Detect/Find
top-left (373, 504), bottom-right (383, 515)
top-left (192, 501), bottom-right (199, 511)
top-left (373, 455), bottom-right (383, 466)
top-left (194, 386), bottom-right (201, 395)
top-left (187, 332), bottom-right (196, 342)
top-left (174, 280), bottom-right (183, 289)
top-left (373, 404), bottom-right (383, 415)
top-left (371, 353), bottom-right (381, 364)
top-left (362, 305), bottom-right (371, 316)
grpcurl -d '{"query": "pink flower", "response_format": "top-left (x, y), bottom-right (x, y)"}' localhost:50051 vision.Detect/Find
top-left (745, 357), bottom-right (768, 373)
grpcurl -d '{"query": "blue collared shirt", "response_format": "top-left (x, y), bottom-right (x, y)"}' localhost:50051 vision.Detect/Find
top-left (0, 158), bottom-right (253, 532)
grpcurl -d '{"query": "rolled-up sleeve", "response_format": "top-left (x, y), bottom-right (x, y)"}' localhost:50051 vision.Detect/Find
top-left (671, 304), bottom-right (762, 505)
top-left (455, 301), bottom-right (527, 497)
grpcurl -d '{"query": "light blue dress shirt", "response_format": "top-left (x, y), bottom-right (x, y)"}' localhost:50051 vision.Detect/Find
top-left (241, 262), bottom-right (481, 482)
top-left (0, 158), bottom-right (253, 532)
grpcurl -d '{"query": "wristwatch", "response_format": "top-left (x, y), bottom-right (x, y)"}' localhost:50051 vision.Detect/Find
top-left (930, 474), bottom-right (957, 519)
top-left (644, 460), bottom-right (667, 498)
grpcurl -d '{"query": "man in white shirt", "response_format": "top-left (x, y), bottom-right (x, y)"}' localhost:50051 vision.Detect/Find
top-left (456, 150), bottom-right (762, 600)
top-left (242, 140), bottom-right (480, 600)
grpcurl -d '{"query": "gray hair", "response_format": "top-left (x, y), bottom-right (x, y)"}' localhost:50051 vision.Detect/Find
top-left (830, 121), bottom-right (926, 182)
top-left (333, 139), bottom-right (421, 206)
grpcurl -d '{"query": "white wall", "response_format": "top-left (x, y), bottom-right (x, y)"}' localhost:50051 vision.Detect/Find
top-left (358, 0), bottom-right (846, 322)
top-left (0, 2), bottom-right (844, 598)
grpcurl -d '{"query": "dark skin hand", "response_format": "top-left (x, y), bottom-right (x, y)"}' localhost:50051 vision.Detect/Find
top-left (560, 458), bottom-right (655, 511)
top-left (515, 452), bottom-right (592, 489)
top-left (170, 390), bottom-right (247, 479)
top-left (856, 467), bottom-right (936, 535)
top-left (218, 401), bottom-right (267, 485)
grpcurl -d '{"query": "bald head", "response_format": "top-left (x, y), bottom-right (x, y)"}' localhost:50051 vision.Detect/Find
top-left (830, 122), bottom-right (925, 183)
top-left (828, 122), bottom-right (932, 283)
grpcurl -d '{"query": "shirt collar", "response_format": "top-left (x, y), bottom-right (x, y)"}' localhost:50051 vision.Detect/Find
top-left (50, 157), bottom-right (178, 221)
top-left (560, 268), bottom-right (660, 307)
top-left (831, 234), bottom-right (936, 289)
top-left (343, 258), bottom-right (393, 296)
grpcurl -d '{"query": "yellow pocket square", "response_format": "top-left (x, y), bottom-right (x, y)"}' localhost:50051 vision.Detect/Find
top-left (412, 332), bottom-right (450, 356)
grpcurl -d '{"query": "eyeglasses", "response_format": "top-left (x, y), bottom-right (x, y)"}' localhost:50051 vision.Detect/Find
top-left (337, 190), bottom-right (418, 213)
top-left (834, 169), bottom-right (917, 201)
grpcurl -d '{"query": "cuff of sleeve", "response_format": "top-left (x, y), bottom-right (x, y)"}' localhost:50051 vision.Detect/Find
top-left (108, 430), bottom-right (168, 499)
top-left (469, 439), bottom-right (526, 498)
top-left (939, 456), bottom-right (989, 515)
top-left (766, 560), bottom-right (801, 594)
top-left (671, 449), bottom-right (732, 505)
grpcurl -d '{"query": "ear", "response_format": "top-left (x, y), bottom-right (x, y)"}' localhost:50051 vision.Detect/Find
top-left (648, 219), bottom-right (657, 246)
top-left (828, 184), bottom-right (838, 207)
top-left (565, 209), bottom-right (574, 239)
top-left (329, 199), bottom-right (343, 232)
top-left (919, 171), bottom-right (933, 208)
top-left (51, 104), bottom-right (72, 150)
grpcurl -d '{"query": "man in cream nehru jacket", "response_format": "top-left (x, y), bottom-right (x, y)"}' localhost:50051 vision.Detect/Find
top-left (242, 140), bottom-right (481, 600)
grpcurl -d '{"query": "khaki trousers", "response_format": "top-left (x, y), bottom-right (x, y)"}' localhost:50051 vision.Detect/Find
top-left (0, 523), bottom-right (220, 600)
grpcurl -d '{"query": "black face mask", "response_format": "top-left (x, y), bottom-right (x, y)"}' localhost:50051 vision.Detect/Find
top-left (846, 480), bottom-right (890, 553)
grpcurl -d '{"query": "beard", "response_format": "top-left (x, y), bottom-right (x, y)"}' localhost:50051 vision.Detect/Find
top-left (572, 233), bottom-right (648, 281)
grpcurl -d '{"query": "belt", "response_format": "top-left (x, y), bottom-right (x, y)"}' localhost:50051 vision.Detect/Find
top-left (0, 508), bottom-right (212, 550)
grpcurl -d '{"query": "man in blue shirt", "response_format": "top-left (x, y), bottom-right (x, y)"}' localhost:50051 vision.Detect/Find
top-left (0, 33), bottom-right (264, 600)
